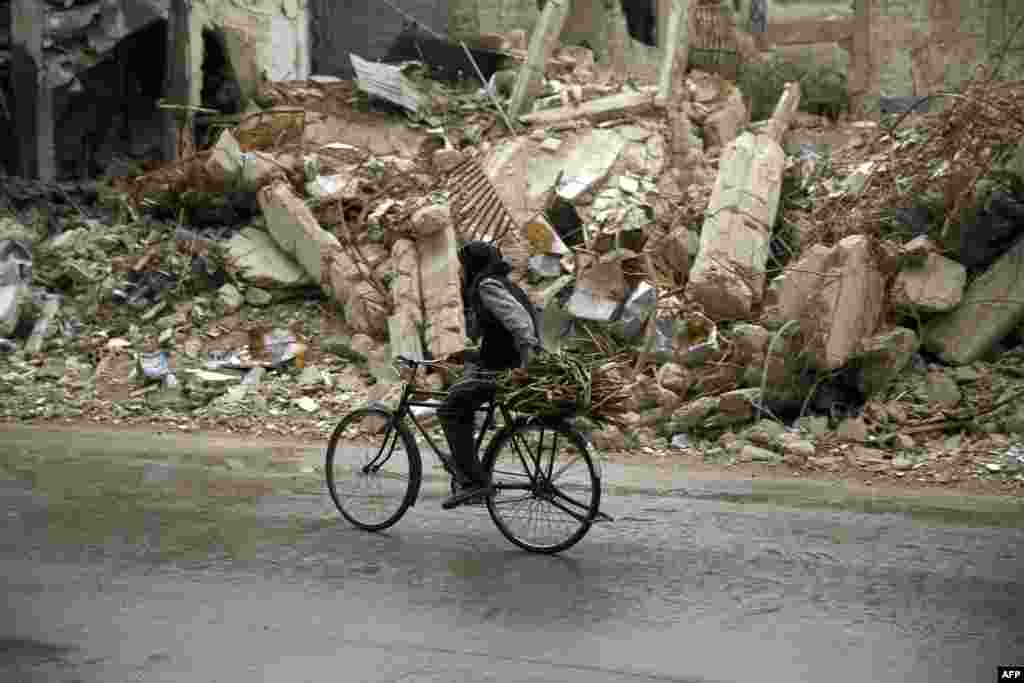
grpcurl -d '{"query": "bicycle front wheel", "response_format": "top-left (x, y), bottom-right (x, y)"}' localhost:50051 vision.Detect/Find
top-left (482, 420), bottom-right (600, 554)
top-left (325, 407), bottom-right (421, 531)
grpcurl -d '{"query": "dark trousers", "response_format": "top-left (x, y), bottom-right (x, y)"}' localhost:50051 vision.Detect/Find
top-left (437, 373), bottom-right (496, 484)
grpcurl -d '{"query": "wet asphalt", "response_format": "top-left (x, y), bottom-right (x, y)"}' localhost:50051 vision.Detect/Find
top-left (1, 428), bottom-right (1022, 683)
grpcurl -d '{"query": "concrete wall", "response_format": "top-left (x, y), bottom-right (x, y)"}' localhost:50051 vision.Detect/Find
top-left (449, 0), bottom-right (1023, 104)
top-left (308, 0), bottom-right (447, 78)
top-left (450, 0), bottom-right (666, 80)
top-left (757, 0), bottom-right (1024, 100)
top-left (190, 0), bottom-right (310, 106)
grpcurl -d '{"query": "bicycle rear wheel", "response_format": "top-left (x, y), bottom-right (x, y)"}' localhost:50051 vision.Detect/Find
top-left (325, 407), bottom-right (421, 531)
top-left (482, 420), bottom-right (600, 554)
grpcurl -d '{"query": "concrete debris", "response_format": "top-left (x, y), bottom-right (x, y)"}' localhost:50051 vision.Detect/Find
top-left (566, 259), bottom-right (627, 322)
top-left (766, 235), bottom-right (886, 371)
top-left (891, 251), bottom-right (966, 313)
top-left (0, 241), bottom-right (33, 338)
top-left (225, 227), bottom-right (314, 289)
top-left (410, 203), bottom-right (453, 237)
top-left (417, 224), bottom-right (466, 359)
top-left (245, 287), bottom-right (273, 307)
top-left (518, 88), bottom-right (659, 126)
top-left (703, 88), bottom-right (748, 151)
top-left (205, 130), bottom-right (283, 192)
top-left (388, 239), bottom-right (425, 361)
top-left (686, 134), bottom-right (784, 319)
top-left (924, 237), bottom-right (1024, 365)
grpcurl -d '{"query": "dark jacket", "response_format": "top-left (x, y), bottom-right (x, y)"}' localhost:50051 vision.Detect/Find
top-left (459, 242), bottom-right (541, 372)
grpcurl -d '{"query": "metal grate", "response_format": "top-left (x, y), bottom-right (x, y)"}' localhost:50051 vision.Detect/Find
top-left (445, 156), bottom-right (518, 245)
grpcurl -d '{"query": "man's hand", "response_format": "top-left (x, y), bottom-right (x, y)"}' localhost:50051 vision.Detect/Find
top-left (521, 344), bottom-right (544, 368)
top-left (445, 349), bottom-right (469, 364)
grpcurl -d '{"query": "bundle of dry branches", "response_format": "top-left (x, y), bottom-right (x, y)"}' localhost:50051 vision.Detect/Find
top-left (805, 69), bottom-right (1024, 246)
top-left (495, 350), bottom-right (633, 425)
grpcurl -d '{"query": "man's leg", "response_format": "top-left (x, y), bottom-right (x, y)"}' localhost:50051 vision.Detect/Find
top-left (437, 378), bottom-right (495, 508)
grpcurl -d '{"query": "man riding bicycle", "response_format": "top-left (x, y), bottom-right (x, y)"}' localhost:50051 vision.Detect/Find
top-left (438, 241), bottom-right (543, 509)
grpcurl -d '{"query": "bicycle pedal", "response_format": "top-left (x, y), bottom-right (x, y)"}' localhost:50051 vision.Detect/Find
top-left (593, 511), bottom-right (614, 524)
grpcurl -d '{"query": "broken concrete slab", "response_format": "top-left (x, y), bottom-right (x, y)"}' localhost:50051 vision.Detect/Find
top-left (345, 280), bottom-right (389, 340)
top-left (891, 252), bottom-right (966, 313)
top-left (924, 237), bottom-right (1024, 365)
top-left (388, 238), bottom-right (424, 361)
top-left (566, 258), bottom-right (627, 322)
top-left (205, 129), bottom-right (282, 191)
top-left (764, 235), bottom-right (886, 370)
top-left (410, 203), bottom-right (453, 237)
top-left (517, 87), bottom-right (658, 126)
top-left (621, 133), bottom-right (668, 177)
top-left (418, 225), bottom-right (466, 359)
top-left (652, 227), bottom-right (691, 283)
top-left (703, 88), bottom-right (748, 150)
top-left (686, 127), bottom-right (789, 320)
top-left (258, 182), bottom-right (362, 307)
top-left (0, 240), bottom-right (33, 338)
top-left (483, 129), bottom-right (626, 225)
top-left (225, 227), bottom-right (314, 289)
top-left (763, 243), bottom-right (833, 325)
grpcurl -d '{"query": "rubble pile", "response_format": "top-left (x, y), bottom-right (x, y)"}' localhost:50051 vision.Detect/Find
top-left (2, 32), bottom-right (1023, 493)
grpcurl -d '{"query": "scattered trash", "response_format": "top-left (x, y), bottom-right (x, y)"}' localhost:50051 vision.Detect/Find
top-left (670, 433), bottom-right (691, 449)
top-left (138, 352), bottom-right (171, 382)
top-left (294, 396), bottom-right (319, 413)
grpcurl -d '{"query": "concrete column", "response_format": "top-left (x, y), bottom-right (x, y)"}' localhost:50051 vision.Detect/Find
top-left (10, 0), bottom-right (55, 181)
top-left (848, 0), bottom-right (880, 118)
top-left (509, 0), bottom-right (572, 119)
top-left (161, 0), bottom-right (194, 161)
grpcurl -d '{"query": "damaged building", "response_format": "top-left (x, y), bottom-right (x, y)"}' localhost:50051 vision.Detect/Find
top-left (1, 0), bottom-right (309, 181)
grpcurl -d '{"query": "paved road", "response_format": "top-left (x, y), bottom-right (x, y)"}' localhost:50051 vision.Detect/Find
top-left (1, 435), bottom-right (1022, 683)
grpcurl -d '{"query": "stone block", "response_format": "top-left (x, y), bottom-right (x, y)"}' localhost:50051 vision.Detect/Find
top-left (483, 129), bottom-right (625, 225)
top-left (703, 89), bottom-right (748, 150)
top-left (258, 182), bottom-right (360, 306)
top-left (225, 227), bottom-right (313, 288)
top-left (388, 239), bottom-right (424, 360)
top-left (924, 237), bottom-right (1024, 365)
top-left (653, 227), bottom-right (691, 282)
top-left (766, 235), bottom-right (886, 370)
top-left (891, 252), bottom-right (966, 313)
top-left (657, 362), bottom-right (693, 398)
top-left (418, 225), bottom-right (466, 359)
top-left (205, 130), bottom-right (281, 190)
top-left (714, 388), bottom-right (761, 426)
top-left (410, 203), bottom-right (453, 237)
top-left (686, 131), bottom-right (785, 320)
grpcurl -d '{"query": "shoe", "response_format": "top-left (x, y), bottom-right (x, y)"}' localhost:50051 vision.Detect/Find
top-left (441, 481), bottom-right (492, 510)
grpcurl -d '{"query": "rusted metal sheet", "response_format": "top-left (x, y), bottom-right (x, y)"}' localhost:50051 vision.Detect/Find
top-left (445, 157), bottom-right (518, 244)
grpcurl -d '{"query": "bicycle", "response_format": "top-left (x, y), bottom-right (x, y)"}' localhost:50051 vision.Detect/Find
top-left (324, 354), bottom-right (610, 554)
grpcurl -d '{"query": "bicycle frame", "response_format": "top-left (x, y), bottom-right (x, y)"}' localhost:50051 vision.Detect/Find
top-left (365, 360), bottom-right (510, 478)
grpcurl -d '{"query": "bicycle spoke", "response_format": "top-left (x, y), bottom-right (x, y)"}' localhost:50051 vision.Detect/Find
top-left (486, 422), bottom-right (600, 552)
top-left (327, 408), bottom-right (418, 531)
top-left (538, 493), bottom-right (591, 524)
top-left (550, 452), bottom-right (581, 482)
top-left (551, 486), bottom-right (595, 515)
top-left (491, 493), bottom-right (535, 506)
